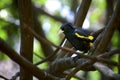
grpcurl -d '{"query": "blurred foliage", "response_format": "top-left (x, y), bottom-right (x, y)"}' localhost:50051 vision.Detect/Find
top-left (111, 30), bottom-right (120, 73)
top-left (88, 71), bottom-right (100, 80)
top-left (0, 21), bottom-right (8, 40)
top-left (39, 15), bottom-right (62, 44)
top-left (70, 77), bottom-right (79, 80)
top-left (0, 0), bottom-right (12, 9)
top-left (0, 0), bottom-right (119, 80)
top-left (0, 52), bottom-right (8, 60)
top-left (112, 30), bottom-right (120, 49)
top-left (90, 0), bottom-right (106, 31)
top-left (32, 0), bottom-right (47, 5)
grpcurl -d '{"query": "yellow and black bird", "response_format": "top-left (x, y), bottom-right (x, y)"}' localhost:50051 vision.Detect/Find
top-left (60, 23), bottom-right (94, 53)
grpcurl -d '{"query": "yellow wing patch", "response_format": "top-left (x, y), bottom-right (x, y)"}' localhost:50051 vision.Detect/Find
top-left (75, 32), bottom-right (94, 41)
top-left (75, 33), bottom-right (86, 39)
top-left (89, 42), bottom-right (93, 47)
top-left (88, 36), bottom-right (94, 40)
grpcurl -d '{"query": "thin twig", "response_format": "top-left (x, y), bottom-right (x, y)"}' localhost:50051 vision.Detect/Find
top-left (49, 48), bottom-right (120, 78)
top-left (10, 72), bottom-right (20, 80)
top-left (35, 38), bottom-right (66, 65)
top-left (0, 38), bottom-right (59, 80)
top-left (93, 0), bottom-right (120, 55)
top-left (34, 5), bottom-right (67, 23)
top-left (28, 26), bottom-right (120, 67)
top-left (94, 62), bottom-right (120, 80)
top-left (34, 52), bottom-right (44, 60)
top-left (28, 26), bottom-right (77, 54)
top-left (64, 71), bottom-right (86, 80)
top-left (0, 75), bottom-right (9, 80)
top-left (99, 48), bottom-right (120, 58)
top-left (66, 60), bottom-right (95, 80)
top-left (65, 48), bottom-right (120, 80)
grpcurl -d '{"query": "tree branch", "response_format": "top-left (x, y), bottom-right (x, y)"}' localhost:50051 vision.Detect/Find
top-left (33, 6), bottom-right (54, 57)
top-left (10, 72), bottom-right (20, 80)
top-left (0, 38), bottom-right (58, 80)
top-left (74, 0), bottom-right (92, 28)
top-left (48, 48), bottom-right (120, 79)
top-left (93, 0), bottom-right (120, 55)
top-left (35, 39), bottom-right (65, 65)
top-left (94, 62), bottom-right (120, 80)
top-left (18, 0), bottom-right (34, 79)
top-left (99, 48), bottom-right (120, 58)
top-left (0, 75), bottom-right (9, 80)
top-left (66, 60), bottom-right (95, 80)
top-left (34, 5), bottom-right (67, 23)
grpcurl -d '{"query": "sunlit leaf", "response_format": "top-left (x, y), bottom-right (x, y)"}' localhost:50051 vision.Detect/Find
top-left (0, 0), bottom-right (12, 9)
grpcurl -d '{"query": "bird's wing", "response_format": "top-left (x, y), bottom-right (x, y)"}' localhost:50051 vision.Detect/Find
top-left (73, 29), bottom-right (94, 42)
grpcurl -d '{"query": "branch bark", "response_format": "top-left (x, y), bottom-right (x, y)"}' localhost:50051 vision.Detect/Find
top-left (94, 62), bottom-right (120, 80)
top-left (34, 5), bottom-right (67, 23)
top-left (93, 0), bottom-right (120, 55)
top-left (18, 0), bottom-right (34, 79)
top-left (74, 0), bottom-right (92, 28)
top-left (33, 7), bottom-right (54, 57)
top-left (48, 48), bottom-right (120, 79)
top-left (0, 38), bottom-right (58, 80)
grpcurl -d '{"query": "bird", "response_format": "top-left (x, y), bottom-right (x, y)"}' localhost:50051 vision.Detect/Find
top-left (60, 23), bottom-right (94, 53)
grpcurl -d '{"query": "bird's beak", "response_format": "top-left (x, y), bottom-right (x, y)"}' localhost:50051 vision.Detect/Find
top-left (59, 30), bottom-right (64, 33)
top-left (58, 30), bottom-right (64, 36)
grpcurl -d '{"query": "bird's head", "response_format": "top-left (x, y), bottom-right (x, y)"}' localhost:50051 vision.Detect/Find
top-left (60, 23), bottom-right (75, 33)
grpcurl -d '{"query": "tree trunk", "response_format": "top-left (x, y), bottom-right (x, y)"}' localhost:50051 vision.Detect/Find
top-left (18, 0), bottom-right (34, 80)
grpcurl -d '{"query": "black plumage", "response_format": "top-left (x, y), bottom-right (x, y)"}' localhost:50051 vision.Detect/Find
top-left (60, 23), bottom-right (94, 53)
